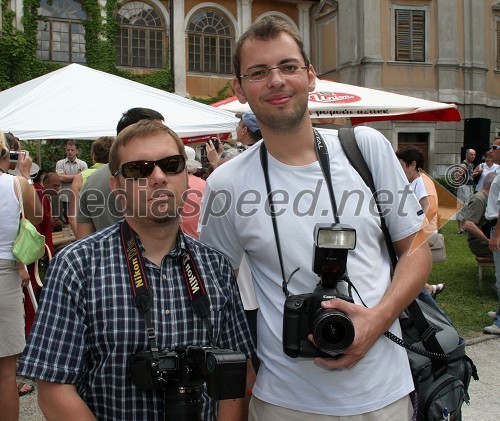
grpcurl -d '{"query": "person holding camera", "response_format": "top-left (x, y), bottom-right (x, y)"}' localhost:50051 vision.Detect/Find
top-left (0, 130), bottom-right (42, 420)
top-left (18, 121), bottom-right (255, 420)
top-left (236, 112), bottom-right (262, 148)
top-left (200, 16), bottom-right (432, 420)
top-left (204, 137), bottom-right (224, 170)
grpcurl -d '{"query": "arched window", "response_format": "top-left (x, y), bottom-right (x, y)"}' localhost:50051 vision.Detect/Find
top-left (115, 1), bottom-right (166, 69)
top-left (187, 9), bottom-right (234, 74)
top-left (37, 0), bottom-right (86, 63)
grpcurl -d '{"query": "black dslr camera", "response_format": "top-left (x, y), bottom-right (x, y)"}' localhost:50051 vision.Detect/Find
top-left (129, 346), bottom-right (247, 421)
top-left (283, 223), bottom-right (356, 358)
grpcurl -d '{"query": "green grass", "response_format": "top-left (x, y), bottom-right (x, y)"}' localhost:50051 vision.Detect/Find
top-left (428, 221), bottom-right (497, 339)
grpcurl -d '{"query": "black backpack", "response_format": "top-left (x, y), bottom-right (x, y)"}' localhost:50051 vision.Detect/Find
top-left (337, 128), bottom-right (478, 421)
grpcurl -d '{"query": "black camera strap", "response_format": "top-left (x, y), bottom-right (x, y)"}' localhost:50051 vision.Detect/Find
top-left (259, 129), bottom-right (339, 297)
top-left (120, 221), bottom-right (214, 354)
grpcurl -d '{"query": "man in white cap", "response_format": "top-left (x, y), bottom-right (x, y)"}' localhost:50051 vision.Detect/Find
top-left (180, 146), bottom-right (206, 239)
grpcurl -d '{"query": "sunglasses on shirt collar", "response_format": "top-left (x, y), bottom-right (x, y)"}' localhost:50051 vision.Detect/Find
top-left (114, 154), bottom-right (186, 179)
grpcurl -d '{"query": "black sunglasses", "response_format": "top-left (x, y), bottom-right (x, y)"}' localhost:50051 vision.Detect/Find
top-left (491, 145), bottom-right (500, 150)
top-left (114, 155), bottom-right (186, 179)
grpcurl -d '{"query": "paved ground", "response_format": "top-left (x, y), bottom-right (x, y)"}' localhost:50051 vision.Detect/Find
top-left (18, 336), bottom-right (500, 420)
top-left (461, 335), bottom-right (500, 421)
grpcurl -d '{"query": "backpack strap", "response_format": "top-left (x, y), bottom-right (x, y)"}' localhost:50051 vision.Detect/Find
top-left (338, 128), bottom-right (448, 377)
top-left (338, 128), bottom-right (397, 266)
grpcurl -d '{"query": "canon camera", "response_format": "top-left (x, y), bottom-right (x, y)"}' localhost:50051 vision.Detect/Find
top-left (129, 346), bottom-right (247, 421)
top-left (283, 223), bottom-right (357, 358)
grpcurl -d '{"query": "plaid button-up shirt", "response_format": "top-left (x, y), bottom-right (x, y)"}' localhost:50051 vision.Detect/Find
top-left (18, 222), bottom-right (255, 420)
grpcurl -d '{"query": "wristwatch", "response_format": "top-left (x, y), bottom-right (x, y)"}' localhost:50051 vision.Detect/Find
top-left (25, 177), bottom-right (34, 185)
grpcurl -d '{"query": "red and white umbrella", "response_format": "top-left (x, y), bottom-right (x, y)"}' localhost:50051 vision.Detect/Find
top-left (212, 78), bottom-right (460, 124)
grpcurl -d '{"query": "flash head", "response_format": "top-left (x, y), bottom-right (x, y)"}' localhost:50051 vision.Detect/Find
top-left (314, 223), bottom-right (356, 250)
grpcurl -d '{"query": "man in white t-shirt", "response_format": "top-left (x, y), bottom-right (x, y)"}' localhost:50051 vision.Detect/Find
top-left (200, 16), bottom-right (432, 420)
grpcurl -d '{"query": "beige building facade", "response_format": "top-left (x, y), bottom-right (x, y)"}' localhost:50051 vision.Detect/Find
top-left (3, 0), bottom-right (500, 175)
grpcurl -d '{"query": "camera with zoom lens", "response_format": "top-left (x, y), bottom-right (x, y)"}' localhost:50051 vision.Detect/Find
top-left (283, 223), bottom-right (357, 358)
top-left (129, 346), bottom-right (247, 421)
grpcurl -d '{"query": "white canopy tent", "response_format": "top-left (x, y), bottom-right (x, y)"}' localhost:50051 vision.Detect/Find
top-left (0, 64), bottom-right (238, 142)
top-left (212, 78), bottom-right (461, 125)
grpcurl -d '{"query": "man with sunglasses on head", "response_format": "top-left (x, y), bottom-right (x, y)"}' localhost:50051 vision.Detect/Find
top-left (200, 16), bottom-right (432, 420)
top-left (18, 120), bottom-right (256, 421)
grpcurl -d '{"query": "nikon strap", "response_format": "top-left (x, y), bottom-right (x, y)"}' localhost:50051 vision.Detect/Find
top-left (120, 221), bottom-right (214, 351)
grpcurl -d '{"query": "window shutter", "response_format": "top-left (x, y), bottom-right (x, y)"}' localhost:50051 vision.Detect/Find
top-left (396, 9), bottom-right (411, 61)
top-left (396, 9), bottom-right (425, 62)
top-left (412, 11), bottom-right (425, 62)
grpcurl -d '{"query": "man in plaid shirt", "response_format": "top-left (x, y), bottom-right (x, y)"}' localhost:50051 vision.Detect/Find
top-left (19, 121), bottom-right (255, 420)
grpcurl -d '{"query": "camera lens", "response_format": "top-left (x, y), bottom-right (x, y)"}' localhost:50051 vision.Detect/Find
top-left (164, 381), bottom-right (202, 421)
top-left (312, 309), bottom-right (354, 355)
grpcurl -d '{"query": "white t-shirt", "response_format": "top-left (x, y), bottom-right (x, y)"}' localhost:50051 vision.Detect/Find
top-left (485, 169), bottom-right (500, 220)
top-left (0, 174), bottom-right (21, 260)
top-left (476, 163), bottom-right (499, 192)
top-left (200, 126), bottom-right (424, 416)
top-left (236, 255), bottom-right (259, 310)
top-left (410, 176), bottom-right (426, 202)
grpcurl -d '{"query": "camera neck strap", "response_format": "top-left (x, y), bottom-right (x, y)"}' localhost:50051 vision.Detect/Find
top-left (120, 221), bottom-right (214, 354)
top-left (259, 129), bottom-right (339, 297)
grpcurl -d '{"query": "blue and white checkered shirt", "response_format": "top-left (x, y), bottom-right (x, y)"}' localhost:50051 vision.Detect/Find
top-left (18, 222), bottom-right (255, 420)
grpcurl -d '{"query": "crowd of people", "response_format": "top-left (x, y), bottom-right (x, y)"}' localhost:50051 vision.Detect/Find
top-left (1, 15), bottom-right (499, 421)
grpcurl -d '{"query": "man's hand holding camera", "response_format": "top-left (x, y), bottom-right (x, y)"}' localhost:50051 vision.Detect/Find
top-left (206, 138), bottom-right (222, 169)
top-left (284, 224), bottom-right (431, 371)
top-left (310, 298), bottom-right (385, 370)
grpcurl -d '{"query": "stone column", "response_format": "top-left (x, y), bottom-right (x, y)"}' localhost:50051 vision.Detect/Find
top-left (462, 0), bottom-right (488, 104)
top-left (239, 0), bottom-right (253, 36)
top-left (436, 0), bottom-right (460, 102)
top-left (14, 0), bottom-right (24, 31)
top-left (173, 0), bottom-right (187, 97)
top-left (297, 2), bottom-right (314, 59)
top-left (360, 0), bottom-right (383, 87)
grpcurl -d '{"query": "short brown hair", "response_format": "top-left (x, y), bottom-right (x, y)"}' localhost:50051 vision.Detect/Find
top-left (395, 146), bottom-right (425, 170)
top-left (233, 15), bottom-right (309, 79)
top-left (109, 120), bottom-right (186, 175)
top-left (91, 136), bottom-right (115, 164)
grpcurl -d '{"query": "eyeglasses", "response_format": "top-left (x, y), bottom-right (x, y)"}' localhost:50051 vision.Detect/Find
top-left (239, 64), bottom-right (308, 82)
top-left (491, 145), bottom-right (500, 150)
top-left (114, 155), bottom-right (186, 179)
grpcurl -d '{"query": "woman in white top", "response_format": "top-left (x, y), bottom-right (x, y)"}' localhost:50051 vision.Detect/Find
top-left (473, 150), bottom-right (499, 192)
top-left (0, 131), bottom-right (41, 420)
